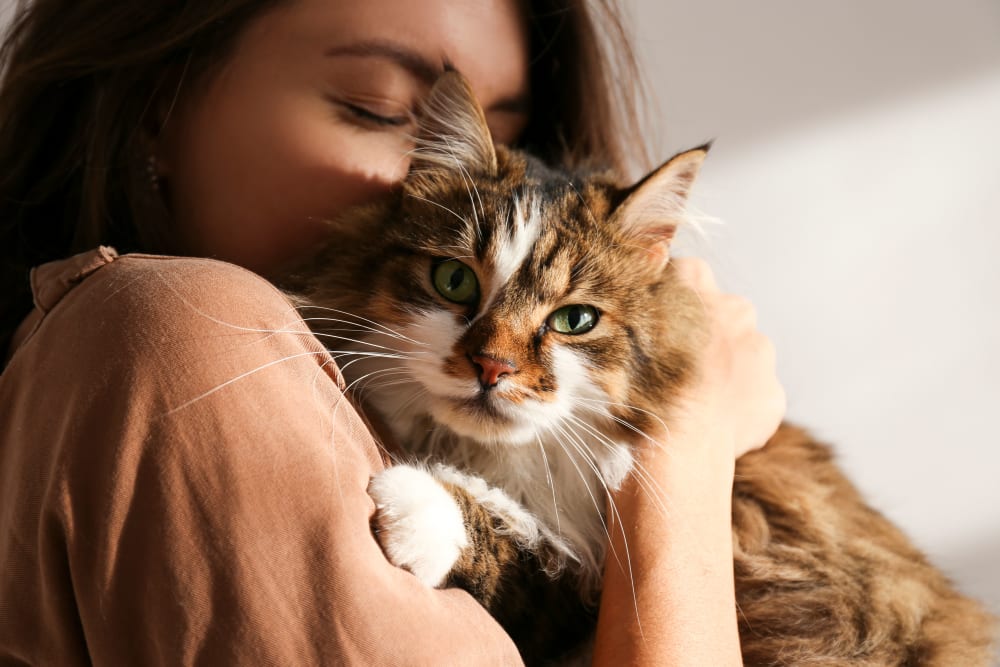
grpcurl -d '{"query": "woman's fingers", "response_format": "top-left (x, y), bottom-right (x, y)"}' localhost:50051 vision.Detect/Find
top-left (669, 257), bottom-right (785, 458)
top-left (672, 256), bottom-right (718, 293)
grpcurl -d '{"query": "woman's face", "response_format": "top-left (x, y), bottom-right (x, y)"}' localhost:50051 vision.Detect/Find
top-left (157, 0), bottom-right (530, 276)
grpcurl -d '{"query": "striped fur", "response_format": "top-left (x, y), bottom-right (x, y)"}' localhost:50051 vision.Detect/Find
top-left (283, 73), bottom-right (996, 665)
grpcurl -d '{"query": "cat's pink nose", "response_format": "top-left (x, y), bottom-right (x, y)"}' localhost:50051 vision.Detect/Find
top-left (469, 354), bottom-right (517, 388)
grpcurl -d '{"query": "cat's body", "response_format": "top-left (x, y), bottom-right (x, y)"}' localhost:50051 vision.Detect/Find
top-left (282, 73), bottom-right (995, 665)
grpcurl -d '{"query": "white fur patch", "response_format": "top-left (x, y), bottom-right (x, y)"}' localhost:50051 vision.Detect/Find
top-left (403, 308), bottom-right (477, 396)
top-left (368, 464), bottom-right (469, 587)
top-left (429, 463), bottom-right (576, 571)
top-left (484, 194), bottom-right (540, 309)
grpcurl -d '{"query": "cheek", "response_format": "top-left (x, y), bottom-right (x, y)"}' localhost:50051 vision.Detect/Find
top-left (405, 308), bottom-right (479, 394)
top-left (163, 93), bottom-right (412, 274)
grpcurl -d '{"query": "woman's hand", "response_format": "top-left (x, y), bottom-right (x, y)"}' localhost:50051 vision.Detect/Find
top-left (593, 257), bottom-right (784, 667)
top-left (671, 256), bottom-right (786, 459)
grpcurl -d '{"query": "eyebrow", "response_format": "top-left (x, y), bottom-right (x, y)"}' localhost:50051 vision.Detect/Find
top-left (325, 39), bottom-right (445, 86)
top-left (325, 39), bottom-right (530, 115)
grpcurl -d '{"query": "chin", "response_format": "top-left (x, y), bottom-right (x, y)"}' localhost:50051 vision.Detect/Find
top-left (428, 395), bottom-right (538, 447)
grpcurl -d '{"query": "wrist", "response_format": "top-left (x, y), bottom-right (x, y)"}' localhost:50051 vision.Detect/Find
top-left (596, 422), bottom-right (742, 666)
top-left (629, 410), bottom-right (737, 502)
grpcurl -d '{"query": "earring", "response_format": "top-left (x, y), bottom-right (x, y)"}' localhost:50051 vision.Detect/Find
top-left (146, 154), bottom-right (161, 192)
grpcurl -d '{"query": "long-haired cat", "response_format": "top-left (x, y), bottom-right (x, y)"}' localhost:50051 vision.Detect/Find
top-left (281, 73), bottom-right (995, 665)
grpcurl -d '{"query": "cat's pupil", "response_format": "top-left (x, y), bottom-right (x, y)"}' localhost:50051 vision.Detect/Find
top-left (448, 268), bottom-right (464, 291)
top-left (567, 307), bottom-right (582, 329)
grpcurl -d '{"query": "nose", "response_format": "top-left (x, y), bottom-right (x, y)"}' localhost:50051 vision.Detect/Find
top-left (469, 353), bottom-right (517, 389)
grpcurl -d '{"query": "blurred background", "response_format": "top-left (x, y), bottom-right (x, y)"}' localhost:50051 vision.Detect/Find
top-left (631, 0), bottom-right (1000, 620)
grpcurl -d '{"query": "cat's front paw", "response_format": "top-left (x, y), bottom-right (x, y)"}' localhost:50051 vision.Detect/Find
top-left (368, 464), bottom-right (469, 587)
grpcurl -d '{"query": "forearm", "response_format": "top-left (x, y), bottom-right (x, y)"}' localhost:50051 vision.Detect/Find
top-left (592, 424), bottom-right (742, 666)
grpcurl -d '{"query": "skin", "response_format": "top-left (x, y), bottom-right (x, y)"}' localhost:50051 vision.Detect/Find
top-left (594, 258), bottom-right (785, 666)
top-left (155, 0), bottom-right (785, 663)
top-left (157, 0), bottom-right (530, 276)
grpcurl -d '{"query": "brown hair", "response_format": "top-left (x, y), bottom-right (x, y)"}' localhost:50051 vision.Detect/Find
top-left (0, 0), bottom-right (649, 360)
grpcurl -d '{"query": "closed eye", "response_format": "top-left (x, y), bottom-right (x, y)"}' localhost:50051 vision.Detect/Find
top-left (341, 102), bottom-right (410, 127)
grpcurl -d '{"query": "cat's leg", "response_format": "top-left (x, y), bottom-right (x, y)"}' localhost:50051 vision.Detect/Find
top-left (367, 463), bottom-right (563, 594)
top-left (368, 463), bottom-right (594, 665)
top-left (366, 464), bottom-right (470, 587)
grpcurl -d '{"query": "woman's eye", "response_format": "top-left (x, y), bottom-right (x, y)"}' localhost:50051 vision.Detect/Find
top-left (341, 102), bottom-right (410, 128)
top-left (432, 260), bottom-right (479, 305)
top-left (548, 305), bottom-right (599, 335)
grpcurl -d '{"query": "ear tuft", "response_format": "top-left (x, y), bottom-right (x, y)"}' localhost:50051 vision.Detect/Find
top-left (613, 145), bottom-right (709, 270)
top-left (406, 71), bottom-right (497, 193)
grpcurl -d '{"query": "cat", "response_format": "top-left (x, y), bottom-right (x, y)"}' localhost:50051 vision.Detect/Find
top-left (281, 72), bottom-right (996, 665)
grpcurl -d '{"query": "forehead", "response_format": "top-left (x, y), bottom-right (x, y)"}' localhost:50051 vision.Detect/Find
top-left (405, 156), bottom-right (618, 264)
top-left (256, 0), bottom-right (529, 107)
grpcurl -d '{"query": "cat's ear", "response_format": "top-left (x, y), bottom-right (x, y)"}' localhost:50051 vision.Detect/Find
top-left (406, 71), bottom-right (498, 194)
top-left (613, 144), bottom-right (709, 271)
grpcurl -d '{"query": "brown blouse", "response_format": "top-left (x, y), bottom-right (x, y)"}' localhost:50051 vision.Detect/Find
top-left (0, 248), bottom-right (522, 665)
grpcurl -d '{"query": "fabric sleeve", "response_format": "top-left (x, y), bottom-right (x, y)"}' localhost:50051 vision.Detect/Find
top-left (8, 255), bottom-right (523, 666)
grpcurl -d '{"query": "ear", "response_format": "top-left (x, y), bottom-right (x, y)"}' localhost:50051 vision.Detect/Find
top-left (405, 71), bottom-right (497, 195)
top-left (613, 144), bottom-right (710, 271)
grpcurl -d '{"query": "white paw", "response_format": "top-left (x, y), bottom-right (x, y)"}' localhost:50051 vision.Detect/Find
top-left (368, 465), bottom-right (468, 588)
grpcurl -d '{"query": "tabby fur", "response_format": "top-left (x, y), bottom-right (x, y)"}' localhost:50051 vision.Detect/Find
top-left (282, 73), bottom-right (996, 666)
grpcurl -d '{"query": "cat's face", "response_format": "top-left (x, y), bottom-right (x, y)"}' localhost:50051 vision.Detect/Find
top-left (297, 73), bottom-right (706, 449)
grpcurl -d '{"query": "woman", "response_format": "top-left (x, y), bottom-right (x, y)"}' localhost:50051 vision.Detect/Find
top-left (0, 0), bottom-right (784, 664)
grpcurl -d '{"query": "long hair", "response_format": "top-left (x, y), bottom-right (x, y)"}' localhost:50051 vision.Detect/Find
top-left (0, 0), bottom-right (649, 361)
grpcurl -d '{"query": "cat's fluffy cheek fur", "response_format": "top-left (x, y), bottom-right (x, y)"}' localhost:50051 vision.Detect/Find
top-left (368, 465), bottom-right (469, 587)
top-left (403, 309), bottom-right (472, 395)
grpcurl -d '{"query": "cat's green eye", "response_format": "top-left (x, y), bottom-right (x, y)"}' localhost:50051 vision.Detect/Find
top-left (432, 260), bottom-right (480, 305)
top-left (548, 305), bottom-right (598, 335)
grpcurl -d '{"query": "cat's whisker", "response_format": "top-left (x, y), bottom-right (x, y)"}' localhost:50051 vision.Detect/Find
top-left (424, 246), bottom-right (479, 264)
top-left (553, 414), bottom-right (659, 586)
top-left (463, 162), bottom-right (487, 232)
top-left (534, 435), bottom-right (562, 536)
top-left (415, 125), bottom-right (485, 214)
top-left (561, 411), bottom-right (673, 520)
top-left (326, 350), bottom-right (415, 364)
top-left (452, 157), bottom-right (485, 249)
top-left (309, 334), bottom-right (425, 358)
top-left (562, 409), bottom-right (677, 525)
top-left (295, 305), bottom-right (428, 346)
top-left (301, 323), bottom-right (394, 339)
top-left (547, 422), bottom-right (617, 556)
top-left (553, 420), bottom-right (645, 639)
top-left (341, 366), bottom-right (414, 402)
top-left (165, 350), bottom-right (333, 415)
top-left (543, 430), bottom-right (613, 588)
top-left (572, 397), bottom-right (672, 448)
top-left (381, 385), bottom-right (431, 436)
top-left (405, 192), bottom-right (468, 227)
top-left (297, 316), bottom-right (413, 340)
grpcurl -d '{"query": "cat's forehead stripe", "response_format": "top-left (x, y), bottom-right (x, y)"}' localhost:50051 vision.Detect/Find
top-left (483, 193), bottom-right (541, 310)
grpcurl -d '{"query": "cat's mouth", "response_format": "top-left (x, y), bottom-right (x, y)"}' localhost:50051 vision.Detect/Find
top-left (427, 390), bottom-right (538, 446)
top-left (459, 393), bottom-right (522, 428)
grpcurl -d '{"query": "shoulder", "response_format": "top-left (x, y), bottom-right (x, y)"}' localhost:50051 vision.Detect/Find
top-left (73, 252), bottom-right (298, 330)
top-left (45, 252), bottom-right (320, 365)
top-left (2, 249), bottom-right (381, 479)
top-left (6, 251), bottom-right (344, 414)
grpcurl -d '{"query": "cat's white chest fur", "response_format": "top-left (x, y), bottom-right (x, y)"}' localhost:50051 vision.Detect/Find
top-left (348, 311), bottom-right (636, 582)
top-left (403, 415), bottom-right (634, 585)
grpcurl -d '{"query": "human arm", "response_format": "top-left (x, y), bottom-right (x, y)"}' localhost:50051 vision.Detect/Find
top-left (0, 253), bottom-right (522, 666)
top-left (592, 257), bottom-right (786, 666)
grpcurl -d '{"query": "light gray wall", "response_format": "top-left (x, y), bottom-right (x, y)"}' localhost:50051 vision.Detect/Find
top-left (632, 0), bottom-right (1000, 617)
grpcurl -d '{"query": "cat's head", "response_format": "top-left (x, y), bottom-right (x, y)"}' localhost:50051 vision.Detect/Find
top-left (302, 72), bottom-right (707, 450)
